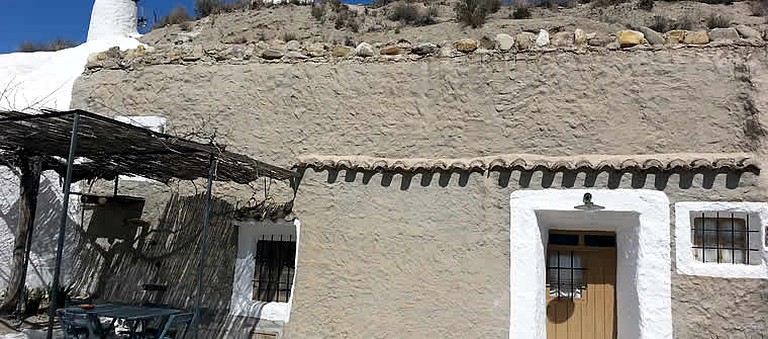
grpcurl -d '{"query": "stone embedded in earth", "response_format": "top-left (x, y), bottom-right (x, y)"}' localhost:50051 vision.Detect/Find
top-left (574, 29), bottom-right (587, 46)
top-left (262, 48), bottom-right (284, 60)
top-left (380, 46), bottom-right (400, 55)
top-left (355, 42), bottom-right (376, 57)
top-left (306, 42), bottom-right (326, 57)
top-left (494, 33), bottom-right (515, 51)
top-left (551, 32), bottom-right (574, 47)
top-left (735, 25), bottom-right (761, 39)
top-left (618, 30), bottom-right (645, 47)
top-left (683, 30), bottom-right (709, 44)
top-left (479, 36), bottom-right (495, 49)
top-left (515, 32), bottom-right (536, 50)
top-left (332, 45), bottom-right (354, 57)
top-left (183, 44), bottom-right (205, 61)
top-left (665, 30), bottom-right (686, 44)
top-left (709, 27), bottom-right (740, 42)
top-left (454, 39), bottom-right (478, 53)
top-left (412, 42), bottom-right (438, 55)
top-left (638, 27), bottom-right (664, 45)
top-left (536, 29), bottom-right (550, 47)
top-left (285, 51), bottom-right (308, 59)
top-left (285, 40), bottom-right (301, 51)
top-left (588, 32), bottom-right (611, 46)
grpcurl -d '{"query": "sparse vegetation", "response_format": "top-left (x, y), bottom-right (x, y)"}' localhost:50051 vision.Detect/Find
top-left (282, 31), bottom-right (298, 41)
top-left (311, 4), bottom-right (326, 21)
top-left (389, 3), bottom-right (438, 26)
top-left (671, 15), bottom-right (694, 30)
top-left (455, 0), bottom-right (502, 28)
top-left (18, 38), bottom-right (77, 52)
top-left (638, 0), bottom-right (653, 11)
top-left (593, 0), bottom-right (629, 8)
top-left (155, 6), bottom-right (193, 28)
top-left (194, 0), bottom-right (251, 18)
top-left (649, 15), bottom-right (671, 32)
top-left (706, 13), bottom-right (731, 28)
top-left (751, 0), bottom-right (768, 16)
top-left (512, 6), bottom-right (531, 19)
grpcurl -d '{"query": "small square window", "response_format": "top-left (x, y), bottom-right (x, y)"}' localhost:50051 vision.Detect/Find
top-left (253, 236), bottom-right (296, 303)
top-left (546, 251), bottom-right (585, 299)
top-left (691, 212), bottom-right (760, 265)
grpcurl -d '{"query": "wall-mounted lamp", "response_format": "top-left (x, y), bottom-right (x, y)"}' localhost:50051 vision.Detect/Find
top-left (574, 193), bottom-right (605, 211)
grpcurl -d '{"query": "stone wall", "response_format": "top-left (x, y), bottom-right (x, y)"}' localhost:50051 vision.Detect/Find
top-left (70, 45), bottom-right (768, 338)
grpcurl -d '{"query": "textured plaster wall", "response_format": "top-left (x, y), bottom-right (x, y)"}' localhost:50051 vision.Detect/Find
top-left (70, 47), bottom-right (768, 338)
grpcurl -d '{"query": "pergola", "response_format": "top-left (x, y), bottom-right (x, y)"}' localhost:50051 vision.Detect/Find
top-left (0, 109), bottom-right (297, 338)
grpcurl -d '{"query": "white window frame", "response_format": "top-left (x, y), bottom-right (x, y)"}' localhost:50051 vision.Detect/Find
top-left (675, 202), bottom-right (768, 279)
top-left (229, 219), bottom-right (300, 322)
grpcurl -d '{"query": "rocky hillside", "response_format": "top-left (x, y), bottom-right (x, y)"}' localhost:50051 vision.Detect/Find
top-left (139, 0), bottom-right (767, 51)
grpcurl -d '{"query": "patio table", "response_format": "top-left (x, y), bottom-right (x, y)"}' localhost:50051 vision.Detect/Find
top-left (60, 303), bottom-right (188, 338)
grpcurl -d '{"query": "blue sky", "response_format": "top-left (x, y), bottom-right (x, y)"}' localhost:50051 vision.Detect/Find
top-left (0, 0), bottom-right (370, 54)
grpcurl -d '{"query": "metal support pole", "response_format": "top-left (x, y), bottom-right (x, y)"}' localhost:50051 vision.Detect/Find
top-left (193, 154), bottom-right (216, 338)
top-left (46, 112), bottom-right (80, 339)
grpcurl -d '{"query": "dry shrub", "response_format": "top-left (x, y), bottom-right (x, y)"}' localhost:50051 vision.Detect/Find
top-left (706, 13), bottom-right (731, 28)
top-left (637, 0), bottom-right (653, 10)
top-left (390, 2), bottom-right (438, 25)
top-left (194, 0), bottom-right (250, 18)
top-left (311, 4), bottom-right (326, 21)
top-left (671, 15), bottom-right (694, 30)
top-left (454, 0), bottom-right (501, 28)
top-left (649, 15), bottom-right (671, 32)
top-left (592, 0), bottom-right (628, 7)
top-left (512, 3), bottom-right (531, 19)
top-left (18, 38), bottom-right (77, 52)
top-left (750, 0), bottom-right (767, 16)
top-left (155, 6), bottom-right (193, 28)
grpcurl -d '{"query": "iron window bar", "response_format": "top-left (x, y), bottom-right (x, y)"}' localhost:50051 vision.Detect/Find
top-left (253, 234), bottom-right (296, 303)
top-left (691, 212), bottom-right (760, 265)
top-left (546, 250), bottom-right (587, 299)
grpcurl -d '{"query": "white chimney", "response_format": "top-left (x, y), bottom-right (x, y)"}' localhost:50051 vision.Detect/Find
top-left (87, 0), bottom-right (140, 42)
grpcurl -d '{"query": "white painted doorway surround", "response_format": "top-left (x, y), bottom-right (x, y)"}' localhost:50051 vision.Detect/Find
top-left (509, 189), bottom-right (672, 339)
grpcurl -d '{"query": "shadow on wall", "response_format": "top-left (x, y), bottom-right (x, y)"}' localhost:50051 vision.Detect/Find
top-left (69, 193), bottom-right (271, 337)
top-left (319, 168), bottom-right (759, 190)
top-left (0, 173), bottom-right (80, 289)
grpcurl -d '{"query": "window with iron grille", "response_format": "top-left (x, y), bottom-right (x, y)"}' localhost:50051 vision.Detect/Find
top-left (253, 235), bottom-right (296, 303)
top-left (547, 250), bottom-right (585, 299)
top-left (691, 212), bottom-right (761, 265)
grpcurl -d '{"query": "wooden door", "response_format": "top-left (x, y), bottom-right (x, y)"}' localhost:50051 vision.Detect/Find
top-left (546, 231), bottom-right (617, 339)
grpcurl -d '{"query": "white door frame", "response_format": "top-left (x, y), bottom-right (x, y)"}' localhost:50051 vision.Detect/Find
top-left (509, 189), bottom-right (672, 339)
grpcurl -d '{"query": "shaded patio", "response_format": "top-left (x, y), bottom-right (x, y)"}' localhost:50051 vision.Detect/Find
top-left (0, 109), bottom-right (297, 338)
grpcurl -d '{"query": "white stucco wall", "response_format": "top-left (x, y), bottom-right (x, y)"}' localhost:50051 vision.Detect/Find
top-left (675, 202), bottom-right (768, 279)
top-left (229, 219), bottom-right (300, 322)
top-left (509, 189), bottom-right (672, 339)
top-left (0, 0), bottom-right (142, 291)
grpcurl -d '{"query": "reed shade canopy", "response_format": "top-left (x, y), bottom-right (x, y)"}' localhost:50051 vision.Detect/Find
top-left (0, 109), bottom-right (297, 183)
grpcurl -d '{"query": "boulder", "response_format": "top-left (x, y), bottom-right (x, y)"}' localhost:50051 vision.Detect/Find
top-left (183, 45), bottom-right (205, 61)
top-left (709, 27), bottom-right (740, 41)
top-left (262, 48), bottom-right (284, 60)
top-left (412, 42), bottom-right (438, 55)
top-left (86, 53), bottom-right (103, 69)
top-left (551, 31), bottom-right (574, 47)
top-left (735, 25), bottom-right (762, 39)
top-left (285, 40), bottom-right (301, 51)
top-left (515, 32), bottom-right (536, 50)
top-left (355, 42), bottom-right (376, 57)
top-left (683, 30), bottom-right (709, 44)
top-left (665, 30), bottom-right (686, 44)
top-left (380, 46), bottom-right (401, 55)
top-left (617, 30), bottom-right (645, 47)
top-left (454, 38), bottom-right (478, 53)
top-left (638, 27), bottom-right (664, 45)
top-left (305, 42), bottom-right (326, 57)
top-left (494, 33), bottom-right (515, 51)
top-left (479, 36), bottom-right (495, 49)
top-left (574, 29), bottom-right (587, 46)
top-left (588, 32), bottom-right (612, 46)
top-left (332, 45), bottom-right (354, 57)
top-left (536, 29), bottom-right (550, 47)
